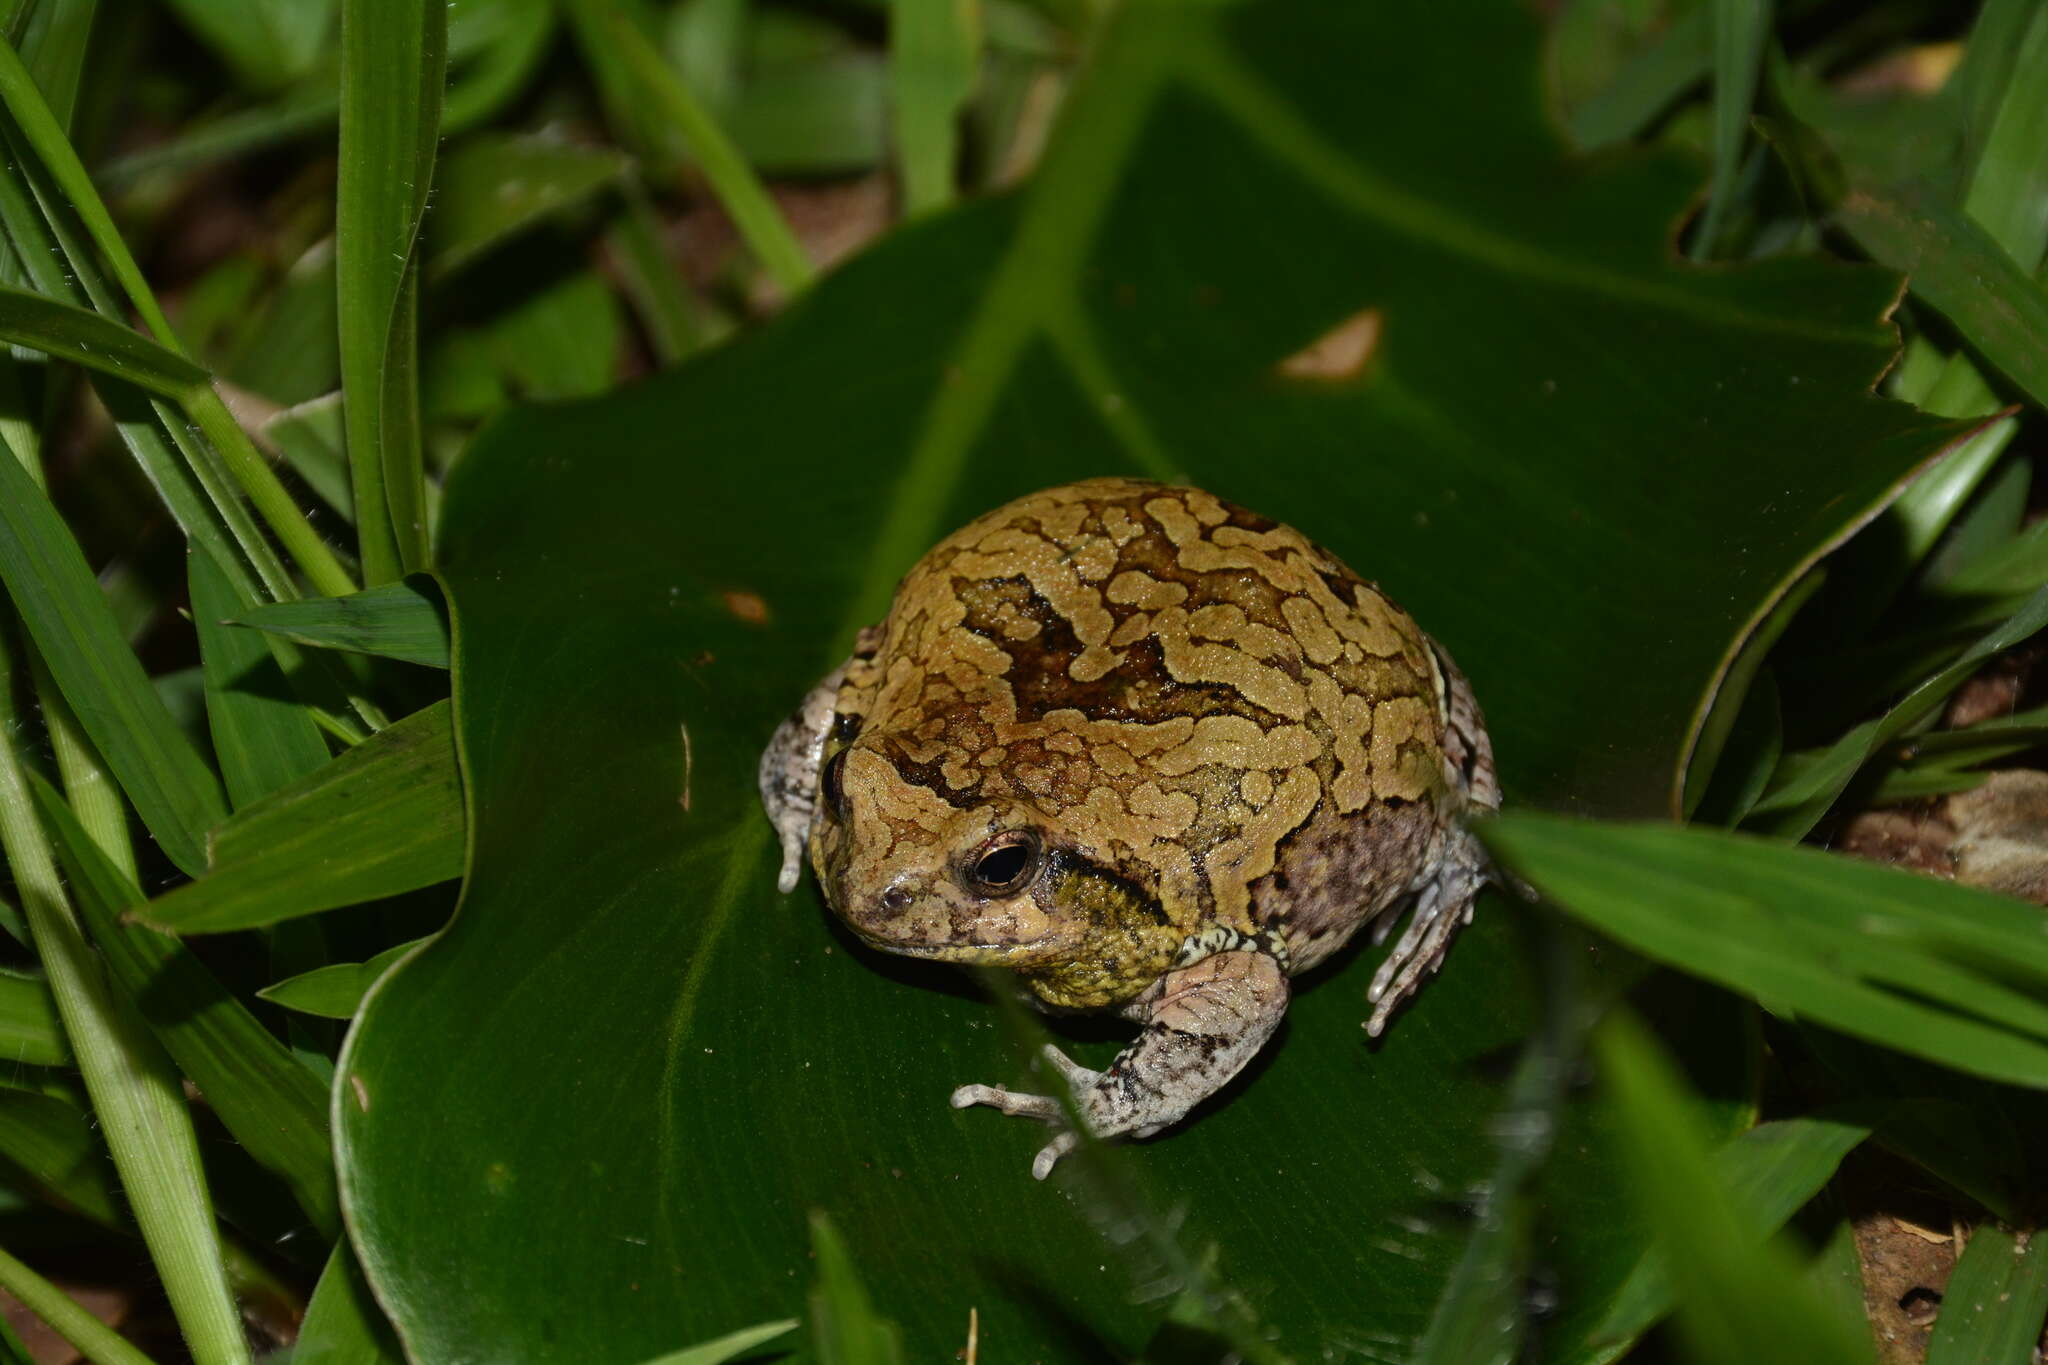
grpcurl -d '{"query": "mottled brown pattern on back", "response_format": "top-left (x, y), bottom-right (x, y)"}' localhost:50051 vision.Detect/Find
top-left (832, 477), bottom-right (1448, 948)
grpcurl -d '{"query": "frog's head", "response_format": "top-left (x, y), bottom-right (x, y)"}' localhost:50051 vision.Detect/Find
top-left (808, 746), bottom-right (1100, 966)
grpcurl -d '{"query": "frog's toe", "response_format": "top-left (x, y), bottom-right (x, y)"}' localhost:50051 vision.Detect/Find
top-left (1030, 1130), bottom-right (1081, 1181)
top-left (950, 1082), bottom-right (1063, 1123)
top-left (1039, 1043), bottom-right (1100, 1092)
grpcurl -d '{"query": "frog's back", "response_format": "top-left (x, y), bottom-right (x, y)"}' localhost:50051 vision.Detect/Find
top-left (830, 478), bottom-right (1465, 957)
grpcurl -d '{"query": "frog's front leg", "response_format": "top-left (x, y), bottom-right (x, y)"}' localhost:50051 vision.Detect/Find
top-left (757, 660), bottom-right (848, 893)
top-left (951, 950), bottom-right (1289, 1179)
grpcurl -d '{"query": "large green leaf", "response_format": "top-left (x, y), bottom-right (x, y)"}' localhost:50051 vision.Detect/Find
top-left (340, 1), bottom-right (1958, 1359)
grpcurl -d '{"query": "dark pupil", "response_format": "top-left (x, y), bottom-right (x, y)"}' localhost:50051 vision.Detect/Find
top-left (974, 843), bottom-right (1030, 889)
top-left (820, 750), bottom-right (850, 819)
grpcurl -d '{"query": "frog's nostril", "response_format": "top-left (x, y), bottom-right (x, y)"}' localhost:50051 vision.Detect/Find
top-left (879, 886), bottom-right (912, 914)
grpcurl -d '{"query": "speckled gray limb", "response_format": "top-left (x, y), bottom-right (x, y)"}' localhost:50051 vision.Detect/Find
top-left (951, 949), bottom-right (1289, 1179)
top-left (1361, 638), bottom-right (1504, 1035)
top-left (759, 661), bottom-right (847, 893)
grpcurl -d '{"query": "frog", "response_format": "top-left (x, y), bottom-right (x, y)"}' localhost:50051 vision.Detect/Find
top-left (759, 477), bottom-right (1500, 1179)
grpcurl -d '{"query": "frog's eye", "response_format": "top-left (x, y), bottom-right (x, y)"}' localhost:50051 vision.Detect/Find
top-left (963, 830), bottom-right (1042, 898)
top-left (820, 749), bottom-right (851, 821)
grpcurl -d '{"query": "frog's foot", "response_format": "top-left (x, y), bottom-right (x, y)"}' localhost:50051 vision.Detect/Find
top-left (757, 662), bottom-right (849, 893)
top-left (952, 950), bottom-right (1288, 1179)
top-left (1364, 822), bottom-right (1492, 1036)
top-left (950, 1046), bottom-right (1096, 1179)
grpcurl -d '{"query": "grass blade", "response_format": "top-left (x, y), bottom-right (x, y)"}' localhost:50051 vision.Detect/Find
top-left (0, 35), bottom-right (357, 600)
top-left (1483, 813), bottom-right (2048, 1089)
top-left (1576, 1115), bottom-right (1872, 1358)
top-left (338, 0), bottom-right (445, 581)
top-left (0, 969), bottom-right (64, 1065)
top-left (635, 1320), bottom-right (799, 1365)
top-left (0, 280), bottom-right (204, 393)
top-left (890, 0), bottom-right (980, 215)
top-left (32, 774), bottom-right (340, 1239)
top-left (0, 627), bottom-right (249, 1365)
top-left (234, 577), bottom-right (450, 669)
top-left (0, 444), bottom-right (226, 876)
top-left (1596, 1011), bottom-right (1870, 1365)
top-left (1925, 1222), bottom-right (2048, 1365)
top-left (1691, 0), bottom-right (1769, 259)
top-left (0, 1245), bottom-right (160, 1365)
top-left (807, 1211), bottom-right (905, 1365)
top-left (259, 939), bottom-right (425, 1019)
top-left (138, 700), bottom-right (462, 934)
top-left (1960, 0), bottom-right (2048, 271)
top-left (1749, 578), bottom-right (2048, 837)
top-left (0, 34), bottom-right (176, 343)
top-left (1566, 8), bottom-right (1710, 150)
top-left (565, 0), bottom-right (813, 295)
top-left (190, 547), bottom-right (333, 809)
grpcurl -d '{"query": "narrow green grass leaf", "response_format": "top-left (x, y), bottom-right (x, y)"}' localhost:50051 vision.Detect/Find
top-left (565, 0), bottom-right (813, 295)
top-left (139, 700), bottom-right (461, 934)
top-left (808, 1212), bottom-right (904, 1365)
top-left (1835, 183), bottom-right (2048, 413)
top-left (31, 775), bottom-right (339, 1239)
top-left (1692, 0), bottom-right (1769, 259)
top-left (636, 1320), bottom-right (799, 1365)
top-left (0, 445), bottom-right (226, 876)
top-left (190, 548), bottom-right (331, 809)
top-left (1925, 1222), bottom-right (2048, 1365)
top-left (0, 92), bottom-right (356, 599)
top-left (1566, 8), bottom-right (1709, 150)
top-left (0, 630), bottom-right (249, 1365)
top-left (1573, 1115), bottom-right (1872, 1359)
top-left (0, 969), bottom-right (64, 1067)
top-left (890, 0), bottom-right (979, 215)
top-left (0, 146), bottom-right (297, 606)
top-left (1596, 1012), bottom-right (1869, 1365)
top-left (13, 0), bottom-right (96, 130)
top-left (1961, 0), bottom-right (2048, 272)
top-left (0, 1245), bottom-right (160, 1365)
top-left (427, 133), bottom-right (630, 277)
top-left (294, 1243), bottom-right (405, 1365)
top-left (1484, 814), bottom-right (2048, 1088)
top-left (234, 577), bottom-right (449, 669)
top-left (0, 1089), bottom-right (119, 1226)
top-left (0, 33), bottom-right (177, 343)
top-left (1749, 579), bottom-right (2048, 837)
top-left (0, 282), bottom-right (208, 393)
top-left (259, 939), bottom-right (424, 1019)
top-left (338, 0), bottom-right (446, 581)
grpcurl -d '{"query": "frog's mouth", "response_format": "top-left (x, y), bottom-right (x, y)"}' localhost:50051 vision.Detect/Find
top-left (863, 933), bottom-right (1071, 966)
top-left (837, 880), bottom-right (1078, 965)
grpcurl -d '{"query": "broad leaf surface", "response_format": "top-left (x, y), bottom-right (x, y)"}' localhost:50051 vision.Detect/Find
top-left (341, 1), bottom-right (1957, 1359)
